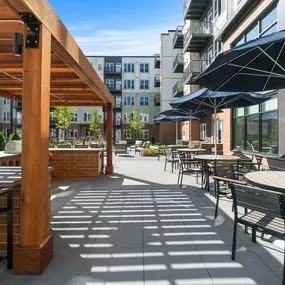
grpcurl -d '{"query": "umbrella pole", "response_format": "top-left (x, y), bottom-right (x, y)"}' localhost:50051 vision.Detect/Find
top-left (189, 111), bottom-right (192, 149)
top-left (175, 121), bottom-right (178, 144)
top-left (214, 107), bottom-right (217, 157)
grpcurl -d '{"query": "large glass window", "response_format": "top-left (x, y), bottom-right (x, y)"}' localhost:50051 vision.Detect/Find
top-left (233, 94), bottom-right (278, 155)
top-left (233, 5), bottom-right (277, 47)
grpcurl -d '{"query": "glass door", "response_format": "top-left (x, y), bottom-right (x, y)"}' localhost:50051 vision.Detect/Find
top-left (216, 120), bottom-right (224, 143)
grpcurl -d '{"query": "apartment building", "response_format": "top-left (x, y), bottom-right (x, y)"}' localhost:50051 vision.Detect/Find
top-left (181, 0), bottom-right (282, 157)
top-left (0, 98), bottom-right (15, 139)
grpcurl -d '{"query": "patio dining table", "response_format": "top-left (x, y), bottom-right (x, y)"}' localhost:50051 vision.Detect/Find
top-left (194, 155), bottom-right (241, 190)
top-left (245, 171), bottom-right (285, 193)
top-left (177, 148), bottom-right (206, 157)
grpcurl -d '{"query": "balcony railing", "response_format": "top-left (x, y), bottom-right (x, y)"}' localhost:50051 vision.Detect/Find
top-left (183, 60), bottom-right (211, 84)
top-left (184, 0), bottom-right (211, 20)
top-left (154, 94), bottom-right (160, 106)
top-left (154, 74), bottom-right (160, 88)
top-left (173, 53), bottom-right (184, 73)
top-left (184, 21), bottom-right (213, 52)
top-left (173, 81), bottom-right (184, 97)
top-left (154, 54), bottom-right (161, 69)
top-left (106, 83), bottom-right (122, 92)
top-left (173, 26), bottom-right (183, 49)
top-left (104, 64), bottom-right (122, 74)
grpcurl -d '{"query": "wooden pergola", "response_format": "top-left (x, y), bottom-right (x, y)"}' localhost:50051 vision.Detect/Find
top-left (0, 0), bottom-right (114, 274)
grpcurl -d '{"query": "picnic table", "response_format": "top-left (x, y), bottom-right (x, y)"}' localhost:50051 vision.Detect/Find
top-left (245, 171), bottom-right (285, 192)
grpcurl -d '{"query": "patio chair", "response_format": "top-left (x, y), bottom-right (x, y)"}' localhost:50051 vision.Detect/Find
top-left (164, 148), bottom-right (178, 173)
top-left (211, 160), bottom-right (247, 219)
top-left (136, 141), bottom-right (150, 154)
top-left (177, 153), bottom-right (202, 188)
top-left (114, 143), bottom-right (128, 156)
top-left (131, 140), bottom-right (143, 152)
top-left (237, 154), bottom-right (263, 173)
top-left (230, 184), bottom-right (285, 282)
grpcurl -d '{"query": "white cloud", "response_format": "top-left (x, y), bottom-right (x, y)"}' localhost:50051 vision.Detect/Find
top-left (72, 24), bottom-right (176, 56)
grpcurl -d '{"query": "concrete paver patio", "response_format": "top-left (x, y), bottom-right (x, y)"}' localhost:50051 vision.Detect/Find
top-left (0, 153), bottom-right (283, 285)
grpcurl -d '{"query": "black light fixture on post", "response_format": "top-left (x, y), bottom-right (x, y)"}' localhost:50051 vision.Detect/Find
top-left (13, 32), bottom-right (23, 57)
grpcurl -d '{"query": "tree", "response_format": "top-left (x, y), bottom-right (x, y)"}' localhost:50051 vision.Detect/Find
top-left (89, 109), bottom-right (101, 137)
top-left (10, 132), bottom-right (21, 140)
top-left (0, 132), bottom-right (6, 151)
top-left (129, 111), bottom-right (145, 140)
top-left (51, 107), bottom-right (77, 140)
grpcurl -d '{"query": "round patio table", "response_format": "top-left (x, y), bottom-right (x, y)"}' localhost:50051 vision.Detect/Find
top-left (194, 155), bottom-right (241, 191)
top-left (177, 148), bottom-right (206, 153)
top-left (245, 171), bottom-right (285, 193)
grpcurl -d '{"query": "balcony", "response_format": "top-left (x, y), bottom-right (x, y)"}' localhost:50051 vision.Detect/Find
top-left (183, 60), bottom-right (210, 84)
top-left (184, 21), bottom-right (213, 53)
top-left (173, 53), bottom-right (184, 73)
top-left (104, 64), bottom-right (122, 75)
top-left (14, 102), bottom-right (22, 109)
top-left (154, 54), bottom-right (160, 69)
top-left (173, 26), bottom-right (183, 49)
top-left (154, 94), bottom-right (160, 106)
top-left (184, 0), bottom-right (211, 20)
top-left (154, 74), bottom-right (160, 88)
top-left (173, 81), bottom-right (184, 97)
top-left (106, 83), bottom-right (122, 92)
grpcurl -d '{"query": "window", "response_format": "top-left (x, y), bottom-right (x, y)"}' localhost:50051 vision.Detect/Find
top-left (124, 96), bottom-right (135, 106)
top-left (105, 62), bottom-right (114, 71)
top-left (83, 113), bottom-right (92, 122)
top-left (115, 113), bottom-right (121, 125)
top-left (216, 120), bottom-right (224, 144)
top-left (200, 123), bottom-right (206, 140)
top-left (213, 0), bottom-right (221, 19)
top-left (106, 79), bottom-right (114, 88)
top-left (140, 129), bottom-right (149, 139)
top-left (140, 96), bottom-right (149, 106)
top-left (116, 80), bottom-right (122, 91)
top-left (98, 63), bottom-right (102, 71)
top-left (50, 129), bottom-right (57, 138)
top-left (140, 63), bottom-right (149, 73)
top-left (124, 63), bottom-right (134, 73)
top-left (123, 113), bottom-right (131, 123)
top-left (67, 129), bottom-right (78, 139)
top-left (139, 113), bottom-right (149, 123)
top-left (3, 112), bottom-right (10, 122)
top-left (124, 80), bottom-right (135, 89)
top-left (123, 129), bottom-right (133, 139)
top-left (140, 80), bottom-right (149, 90)
top-left (2, 128), bottom-right (9, 138)
top-left (71, 113), bottom-right (78, 122)
top-left (233, 94), bottom-right (278, 155)
top-left (4, 99), bottom-right (9, 105)
top-left (115, 97), bottom-right (122, 108)
top-left (233, 5), bottom-right (277, 47)
top-left (116, 64), bottom-right (122, 73)
top-left (214, 40), bottom-right (222, 58)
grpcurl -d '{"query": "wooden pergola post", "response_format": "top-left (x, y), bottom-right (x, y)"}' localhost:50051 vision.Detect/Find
top-left (14, 24), bottom-right (53, 275)
top-left (105, 103), bottom-right (114, 174)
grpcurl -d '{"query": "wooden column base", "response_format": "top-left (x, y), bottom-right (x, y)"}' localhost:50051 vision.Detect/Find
top-left (105, 165), bottom-right (114, 175)
top-left (13, 235), bottom-right (53, 275)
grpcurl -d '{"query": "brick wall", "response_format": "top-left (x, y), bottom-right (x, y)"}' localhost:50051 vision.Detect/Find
top-left (0, 175), bottom-right (51, 252)
top-left (49, 150), bottom-right (103, 179)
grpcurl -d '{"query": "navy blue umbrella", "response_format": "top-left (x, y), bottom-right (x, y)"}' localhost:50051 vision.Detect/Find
top-left (191, 30), bottom-right (285, 92)
top-left (170, 88), bottom-right (270, 155)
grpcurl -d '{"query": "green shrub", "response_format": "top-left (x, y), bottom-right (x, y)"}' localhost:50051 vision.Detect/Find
top-left (10, 132), bottom-right (21, 140)
top-left (0, 132), bottom-right (6, 151)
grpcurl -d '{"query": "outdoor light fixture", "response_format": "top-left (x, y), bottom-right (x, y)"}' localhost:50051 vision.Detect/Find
top-left (13, 33), bottom-right (23, 57)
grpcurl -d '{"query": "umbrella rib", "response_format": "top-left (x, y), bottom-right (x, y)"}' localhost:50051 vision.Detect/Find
top-left (262, 42), bottom-right (285, 90)
top-left (238, 72), bottom-right (285, 78)
top-left (257, 46), bottom-right (285, 73)
top-left (215, 44), bottom-right (274, 91)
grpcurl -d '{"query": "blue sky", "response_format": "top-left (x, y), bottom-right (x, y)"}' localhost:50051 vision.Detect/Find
top-left (49, 0), bottom-right (183, 56)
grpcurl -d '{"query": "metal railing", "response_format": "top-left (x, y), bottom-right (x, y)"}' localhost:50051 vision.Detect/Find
top-left (183, 60), bottom-right (211, 82)
top-left (173, 81), bottom-right (184, 96)
top-left (154, 53), bottom-right (161, 68)
top-left (183, 0), bottom-right (191, 18)
top-left (184, 21), bottom-right (213, 46)
top-left (154, 94), bottom-right (160, 106)
top-left (173, 53), bottom-right (183, 71)
top-left (173, 26), bottom-right (183, 47)
top-left (154, 74), bottom-right (160, 86)
top-left (106, 83), bottom-right (122, 91)
top-left (104, 64), bottom-right (122, 73)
